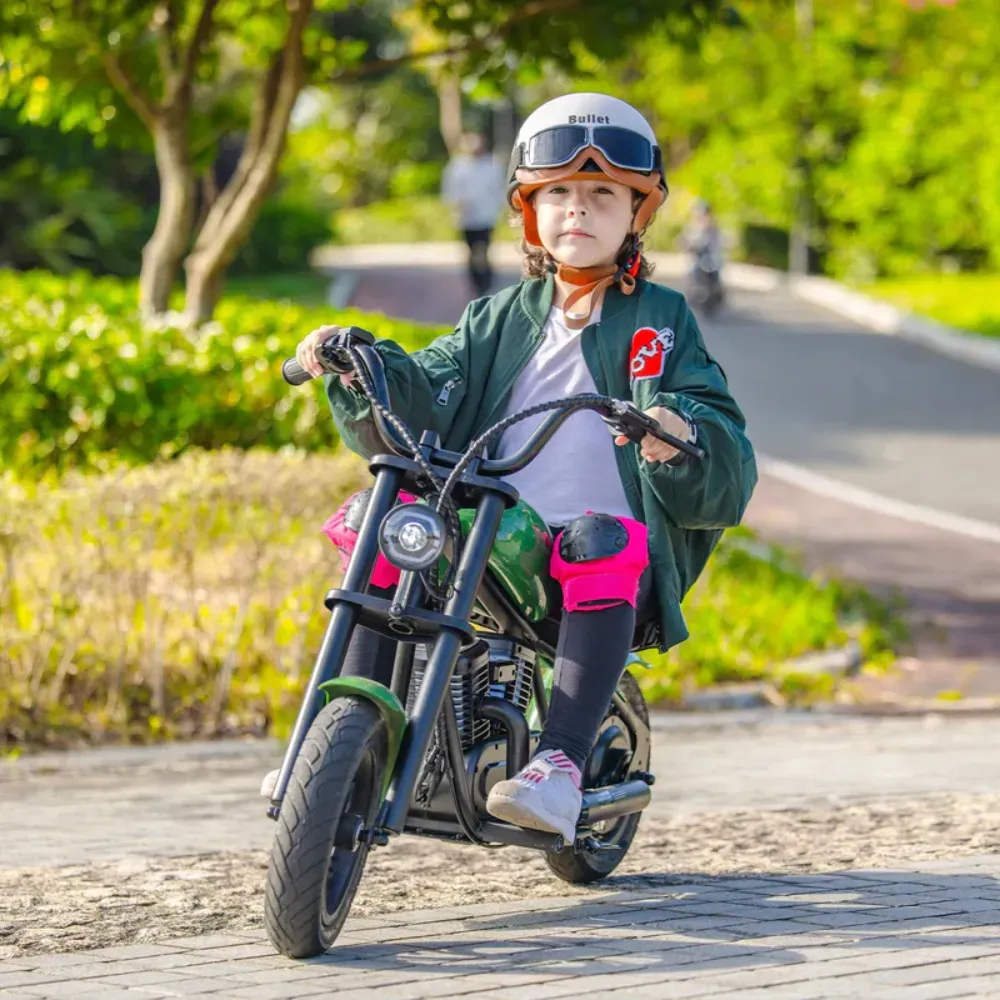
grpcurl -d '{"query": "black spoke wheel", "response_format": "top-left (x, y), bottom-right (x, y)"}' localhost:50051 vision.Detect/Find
top-left (545, 670), bottom-right (650, 884)
top-left (264, 697), bottom-right (387, 958)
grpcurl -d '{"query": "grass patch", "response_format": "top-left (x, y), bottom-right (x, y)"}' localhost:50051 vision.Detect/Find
top-left (635, 527), bottom-right (903, 707)
top-left (863, 274), bottom-right (1000, 339)
top-left (335, 195), bottom-right (519, 245)
top-left (0, 456), bottom-right (902, 749)
top-left (0, 450), bottom-right (371, 748)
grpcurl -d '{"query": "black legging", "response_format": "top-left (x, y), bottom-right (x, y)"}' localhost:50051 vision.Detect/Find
top-left (340, 566), bottom-right (656, 771)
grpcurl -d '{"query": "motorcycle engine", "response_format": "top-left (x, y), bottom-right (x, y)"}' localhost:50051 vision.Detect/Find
top-left (480, 635), bottom-right (536, 725)
top-left (407, 634), bottom-right (536, 750)
top-left (406, 634), bottom-right (537, 808)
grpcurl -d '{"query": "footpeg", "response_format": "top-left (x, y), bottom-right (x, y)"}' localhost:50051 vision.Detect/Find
top-left (580, 836), bottom-right (622, 856)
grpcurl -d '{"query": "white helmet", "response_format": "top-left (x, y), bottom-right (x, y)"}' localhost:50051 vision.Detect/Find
top-left (507, 92), bottom-right (667, 247)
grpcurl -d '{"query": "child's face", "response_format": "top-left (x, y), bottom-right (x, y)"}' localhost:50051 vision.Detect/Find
top-left (534, 179), bottom-right (634, 269)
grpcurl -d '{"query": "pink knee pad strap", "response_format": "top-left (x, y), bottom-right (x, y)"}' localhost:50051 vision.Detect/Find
top-left (550, 514), bottom-right (650, 612)
top-left (322, 489), bottom-right (417, 589)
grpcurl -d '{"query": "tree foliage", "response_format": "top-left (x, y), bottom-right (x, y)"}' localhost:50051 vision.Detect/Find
top-left (581, 0), bottom-right (1000, 278)
top-left (0, 0), bottom-right (725, 320)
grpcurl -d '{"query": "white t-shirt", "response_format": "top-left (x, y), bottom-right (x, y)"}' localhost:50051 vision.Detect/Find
top-left (493, 304), bottom-right (633, 527)
top-left (441, 154), bottom-right (507, 230)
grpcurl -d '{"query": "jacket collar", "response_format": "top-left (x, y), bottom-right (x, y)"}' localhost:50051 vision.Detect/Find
top-left (520, 275), bottom-right (641, 329)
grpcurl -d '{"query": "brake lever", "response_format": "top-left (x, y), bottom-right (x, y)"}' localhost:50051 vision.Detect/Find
top-left (601, 400), bottom-right (706, 460)
top-left (317, 326), bottom-right (376, 374)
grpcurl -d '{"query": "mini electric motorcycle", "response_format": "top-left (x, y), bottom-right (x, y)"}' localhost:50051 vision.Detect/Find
top-left (263, 327), bottom-right (703, 958)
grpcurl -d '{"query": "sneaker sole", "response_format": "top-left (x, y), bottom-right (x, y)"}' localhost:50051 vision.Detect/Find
top-left (487, 791), bottom-right (577, 844)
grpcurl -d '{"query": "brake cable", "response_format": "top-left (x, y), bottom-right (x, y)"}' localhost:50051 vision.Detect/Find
top-left (339, 343), bottom-right (644, 604)
top-left (339, 344), bottom-right (462, 603)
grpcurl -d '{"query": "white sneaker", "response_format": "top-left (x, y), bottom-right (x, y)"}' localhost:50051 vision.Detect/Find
top-left (260, 769), bottom-right (279, 798)
top-left (486, 749), bottom-right (583, 844)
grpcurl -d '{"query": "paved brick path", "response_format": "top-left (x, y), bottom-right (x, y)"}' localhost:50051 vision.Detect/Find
top-left (4, 855), bottom-right (1000, 999)
top-left (4, 716), bottom-right (1000, 996)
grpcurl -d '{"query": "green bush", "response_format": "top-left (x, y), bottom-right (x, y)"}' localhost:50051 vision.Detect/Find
top-left (0, 269), bottom-right (445, 474)
top-left (0, 453), bottom-right (900, 749)
top-left (0, 110), bottom-right (155, 277)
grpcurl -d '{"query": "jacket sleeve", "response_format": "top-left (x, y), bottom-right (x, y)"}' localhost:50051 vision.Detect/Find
top-left (640, 300), bottom-right (758, 529)
top-left (325, 302), bottom-right (474, 460)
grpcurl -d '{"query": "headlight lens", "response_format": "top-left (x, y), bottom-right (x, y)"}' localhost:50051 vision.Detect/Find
top-left (379, 505), bottom-right (447, 572)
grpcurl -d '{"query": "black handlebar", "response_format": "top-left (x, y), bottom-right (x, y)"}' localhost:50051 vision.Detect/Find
top-left (282, 326), bottom-right (376, 387)
top-left (282, 327), bottom-right (706, 470)
top-left (281, 357), bottom-right (312, 386)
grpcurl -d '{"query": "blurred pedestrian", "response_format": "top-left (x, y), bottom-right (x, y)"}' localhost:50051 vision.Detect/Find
top-left (441, 132), bottom-right (506, 298)
top-left (682, 199), bottom-right (725, 315)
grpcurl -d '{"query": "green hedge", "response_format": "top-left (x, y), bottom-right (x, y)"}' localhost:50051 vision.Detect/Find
top-left (0, 269), bottom-right (445, 473)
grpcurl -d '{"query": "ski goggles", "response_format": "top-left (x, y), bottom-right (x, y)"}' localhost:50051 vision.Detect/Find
top-left (509, 125), bottom-right (662, 177)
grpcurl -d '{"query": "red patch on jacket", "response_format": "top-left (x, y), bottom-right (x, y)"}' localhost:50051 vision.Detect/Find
top-left (629, 326), bottom-right (675, 382)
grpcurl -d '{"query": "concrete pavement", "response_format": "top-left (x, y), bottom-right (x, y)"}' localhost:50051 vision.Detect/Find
top-left (7, 714), bottom-right (1000, 869)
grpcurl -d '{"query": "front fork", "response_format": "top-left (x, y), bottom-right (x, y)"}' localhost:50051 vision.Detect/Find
top-left (266, 466), bottom-right (404, 818)
top-left (267, 464), bottom-right (507, 835)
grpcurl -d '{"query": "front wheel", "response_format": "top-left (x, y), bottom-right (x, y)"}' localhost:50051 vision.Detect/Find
top-left (546, 670), bottom-right (650, 884)
top-left (264, 697), bottom-right (387, 958)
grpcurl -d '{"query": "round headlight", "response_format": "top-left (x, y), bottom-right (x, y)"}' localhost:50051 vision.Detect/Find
top-left (379, 505), bottom-right (447, 572)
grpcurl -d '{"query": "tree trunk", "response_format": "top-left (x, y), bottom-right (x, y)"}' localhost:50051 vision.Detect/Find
top-left (789, 0), bottom-right (813, 276)
top-left (183, 253), bottom-right (230, 325)
top-left (182, 0), bottom-right (313, 325)
top-left (140, 118), bottom-right (196, 317)
top-left (436, 71), bottom-right (463, 156)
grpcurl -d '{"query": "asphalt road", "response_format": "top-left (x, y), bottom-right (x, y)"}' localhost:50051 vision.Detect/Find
top-left (699, 289), bottom-right (1000, 527)
top-left (348, 264), bottom-right (1000, 527)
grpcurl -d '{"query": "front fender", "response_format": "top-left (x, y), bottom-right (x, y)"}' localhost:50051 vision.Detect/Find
top-left (317, 677), bottom-right (407, 798)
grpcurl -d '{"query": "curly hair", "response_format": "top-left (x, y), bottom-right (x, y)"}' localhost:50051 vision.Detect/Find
top-left (512, 190), bottom-right (656, 281)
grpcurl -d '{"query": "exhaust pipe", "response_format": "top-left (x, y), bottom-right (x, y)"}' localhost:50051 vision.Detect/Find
top-left (580, 779), bottom-right (652, 825)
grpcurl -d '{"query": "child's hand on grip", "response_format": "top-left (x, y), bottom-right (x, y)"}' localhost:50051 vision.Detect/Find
top-left (295, 325), bottom-right (355, 386)
top-left (614, 406), bottom-right (692, 464)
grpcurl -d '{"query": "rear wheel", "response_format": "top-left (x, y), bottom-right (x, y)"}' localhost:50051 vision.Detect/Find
top-left (264, 697), bottom-right (387, 958)
top-left (546, 670), bottom-right (650, 884)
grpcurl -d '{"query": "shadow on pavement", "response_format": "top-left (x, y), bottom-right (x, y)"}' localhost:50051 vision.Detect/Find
top-left (308, 870), bottom-right (1000, 982)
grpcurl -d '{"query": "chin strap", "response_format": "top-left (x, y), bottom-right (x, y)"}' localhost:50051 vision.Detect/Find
top-left (556, 239), bottom-right (642, 331)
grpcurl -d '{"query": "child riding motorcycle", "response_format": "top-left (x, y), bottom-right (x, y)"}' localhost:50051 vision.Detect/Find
top-left (284, 92), bottom-right (757, 844)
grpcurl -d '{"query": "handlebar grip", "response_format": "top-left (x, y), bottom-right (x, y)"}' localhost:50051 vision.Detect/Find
top-left (651, 426), bottom-right (706, 460)
top-left (282, 357), bottom-right (314, 385)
